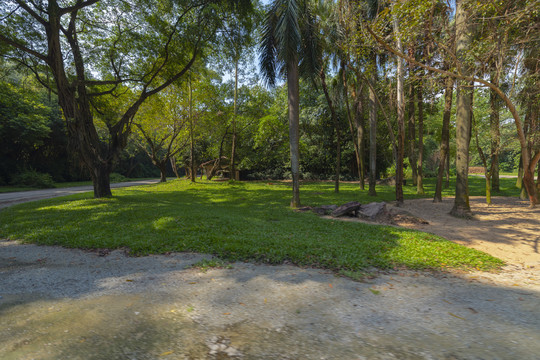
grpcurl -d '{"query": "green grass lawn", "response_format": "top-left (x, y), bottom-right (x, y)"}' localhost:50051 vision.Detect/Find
top-left (0, 177), bottom-right (508, 273)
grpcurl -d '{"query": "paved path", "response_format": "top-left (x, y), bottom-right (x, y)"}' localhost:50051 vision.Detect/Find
top-left (0, 179), bottom-right (159, 209)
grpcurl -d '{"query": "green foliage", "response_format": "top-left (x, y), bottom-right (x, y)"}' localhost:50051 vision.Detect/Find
top-left (0, 179), bottom-right (504, 272)
top-left (109, 173), bottom-right (128, 183)
top-left (11, 170), bottom-right (55, 189)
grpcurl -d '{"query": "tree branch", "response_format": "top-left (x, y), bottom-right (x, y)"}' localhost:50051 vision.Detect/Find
top-left (0, 34), bottom-right (48, 62)
top-left (60, 0), bottom-right (100, 15)
top-left (14, 0), bottom-right (47, 26)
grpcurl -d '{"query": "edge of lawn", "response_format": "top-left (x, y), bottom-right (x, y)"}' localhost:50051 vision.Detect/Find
top-left (0, 179), bottom-right (506, 276)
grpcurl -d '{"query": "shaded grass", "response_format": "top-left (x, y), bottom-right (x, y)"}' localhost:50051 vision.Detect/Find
top-left (0, 178), bottom-right (505, 273)
top-left (0, 178), bottom-right (151, 193)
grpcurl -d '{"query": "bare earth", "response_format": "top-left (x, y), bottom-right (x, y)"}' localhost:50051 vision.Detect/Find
top-left (393, 196), bottom-right (540, 267)
top-left (1, 195), bottom-right (539, 359)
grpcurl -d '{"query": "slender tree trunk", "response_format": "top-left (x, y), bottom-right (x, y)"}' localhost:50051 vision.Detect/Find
top-left (450, 0), bottom-right (473, 217)
top-left (230, 60), bottom-right (238, 180)
top-left (434, 75), bottom-right (453, 202)
top-left (189, 80), bottom-right (195, 183)
top-left (368, 56), bottom-right (378, 197)
top-left (355, 91), bottom-right (366, 190)
top-left (170, 157), bottom-right (180, 178)
top-left (344, 63), bottom-right (365, 190)
top-left (321, 69), bottom-right (340, 193)
top-left (407, 82), bottom-right (417, 186)
top-left (394, 16), bottom-right (405, 205)
top-left (445, 148), bottom-right (450, 188)
top-left (490, 72), bottom-right (501, 192)
top-left (288, 59), bottom-right (301, 207)
top-left (416, 82), bottom-right (425, 194)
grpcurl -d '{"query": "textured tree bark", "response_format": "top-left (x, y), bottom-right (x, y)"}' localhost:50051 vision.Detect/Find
top-left (434, 76), bottom-right (453, 202)
top-left (490, 72), bottom-right (501, 192)
top-left (407, 82), bottom-right (417, 186)
top-left (394, 16), bottom-right (405, 205)
top-left (288, 58), bottom-right (301, 207)
top-left (345, 64), bottom-right (365, 190)
top-left (158, 162), bottom-right (168, 183)
top-left (321, 69), bottom-right (340, 193)
top-left (368, 56), bottom-right (378, 197)
top-left (230, 60), bottom-right (238, 179)
top-left (416, 82), bottom-right (425, 194)
top-left (450, 0), bottom-right (473, 217)
top-left (189, 80), bottom-right (196, 183)
top-left (355, 93), bottom-right (366, 190)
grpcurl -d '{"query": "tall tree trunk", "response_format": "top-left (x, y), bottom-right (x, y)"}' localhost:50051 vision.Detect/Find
top-left (345, 64), bottom-right (365, 190)
top-left (450, 0), bottom-right (473, 217)
top-left (434, 75), bottom-right (453, 202)
top-left (288, 59), bottom-right (301, 207)
top-left (321, 69), bottom-right (340, 193)
top-left (416, 82), bottom-right (425, 194)
top-left (407, 82), bottom-right (417, 186)
top-left (189, 80), bottom-right (196, 183)
top-left (394, 16), bottom-right (405, 205)
top-left (445, 145), bottom-right (450, 189)
top-left (230, 60), bottom-right (238, 180)
top-left (355, 90), bottom-right (366, 190)
top-left (490, 72), bottom-right (501, 192)
top-left (170, 157), bottom-right (180, 178)
top-left (368, 56), bottom-right (378, 197)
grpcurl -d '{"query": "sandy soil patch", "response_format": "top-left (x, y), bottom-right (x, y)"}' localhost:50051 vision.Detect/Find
top-left (393, 196), bottom-right (540, 268)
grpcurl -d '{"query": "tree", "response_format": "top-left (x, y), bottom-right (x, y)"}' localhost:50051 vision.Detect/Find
top-left (365, 0), bottom-right (540, 208)
top-left (132, 87), bottom-right (190, 182)
top-left (0, 0), bottom-right (250, 197)
top-left (259, 0), bottom-right (321, 207)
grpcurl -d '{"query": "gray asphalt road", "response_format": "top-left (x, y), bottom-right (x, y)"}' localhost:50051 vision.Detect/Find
top-left (0, 179), bottom-right (160, 209)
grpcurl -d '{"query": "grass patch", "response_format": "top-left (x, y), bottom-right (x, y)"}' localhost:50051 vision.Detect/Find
top-left (0, 178), bottom-right (505, 273)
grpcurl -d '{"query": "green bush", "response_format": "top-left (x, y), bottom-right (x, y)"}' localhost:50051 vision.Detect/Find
top-left (11, 170), bottom-right (55, 188)
top-left (109, 173), bottom-right (127, 183)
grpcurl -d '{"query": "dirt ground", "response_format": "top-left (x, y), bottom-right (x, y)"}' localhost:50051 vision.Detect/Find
top-left (392, 196), bottom-right (540, 268)
top-left (1, 196), bottom-right (540, 359)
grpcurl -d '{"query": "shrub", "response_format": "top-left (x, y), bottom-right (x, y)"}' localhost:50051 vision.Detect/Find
top-left (11, 170), bottom-right (55, 188)
top-left (109, 173), bottom-right (127, 183)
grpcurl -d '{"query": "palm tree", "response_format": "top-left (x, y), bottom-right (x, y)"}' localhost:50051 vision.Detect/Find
top-left (259, 0), bottom-right (321, 207)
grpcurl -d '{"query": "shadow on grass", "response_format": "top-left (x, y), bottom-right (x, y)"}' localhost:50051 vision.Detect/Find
top-left (0, 180), bottom-right (503, 273)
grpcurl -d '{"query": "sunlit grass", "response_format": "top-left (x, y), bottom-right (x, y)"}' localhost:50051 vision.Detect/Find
top-left (0, 178), bottom-right (506, 273)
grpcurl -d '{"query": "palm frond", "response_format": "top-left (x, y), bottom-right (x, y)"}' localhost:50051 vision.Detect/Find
top-left (298, 1), bottom-right (322, 81)
top-left (259, 1), bottom-right (281, 87)
top-left (275, 0), bottom-right (301, 71)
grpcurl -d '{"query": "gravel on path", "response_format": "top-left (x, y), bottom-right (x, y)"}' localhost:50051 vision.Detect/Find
top-left (1, 240), bottom-right (539, 360)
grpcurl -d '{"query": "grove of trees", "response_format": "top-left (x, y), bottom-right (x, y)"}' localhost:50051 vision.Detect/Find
top-left (1, 0), bottom-right (538, 211)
